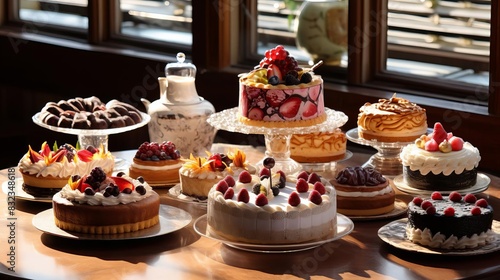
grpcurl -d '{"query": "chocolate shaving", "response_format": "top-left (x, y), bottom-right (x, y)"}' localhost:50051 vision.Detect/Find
top-left (335, 167), bottom-right (386, 186)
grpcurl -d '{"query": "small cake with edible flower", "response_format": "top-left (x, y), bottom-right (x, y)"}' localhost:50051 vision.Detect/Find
top-left (400, 122), bottom-right (481, 190)
top-left (406, 191), bottom-right (495, 249)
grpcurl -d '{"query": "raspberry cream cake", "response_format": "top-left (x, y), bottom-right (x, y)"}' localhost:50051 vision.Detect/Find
top-left (52, 167), bottom-right (160, 234)
top-left (407, 191), bottom-right (495, 249)
top-left (18, 142), bottom-right (114, 197)
top-left (179, 149), bottom-right (257, 199)
top-left (207, 160), bottom-right (337, 245)
top-left (332, 166), bottom-right (395, 216)
top-left (357, 93), bottom-right (427, 142)
top-left (290, 128), bottom-right (346, 163)
top-left (129, 141), bottom-right (182, 186)
top-left (400, 122), bottom-right (481, 191)
top-left (238, 45), bottom-right (326, 128)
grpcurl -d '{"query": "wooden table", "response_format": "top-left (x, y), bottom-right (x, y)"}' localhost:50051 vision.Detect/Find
top-left (1, 144), bottom-right (500, 280)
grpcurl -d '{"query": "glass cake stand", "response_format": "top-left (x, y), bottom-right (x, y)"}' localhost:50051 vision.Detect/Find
top-left (346, 127), bottom-right (430, 177)
top-left (207, 107), bottom-right (348, 174)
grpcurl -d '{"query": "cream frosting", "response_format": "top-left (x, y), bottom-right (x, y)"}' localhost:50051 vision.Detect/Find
top-left (179, 164), bottom-right (257, 180)
top-left (400, 142), bottom-right (480, 175)
top-left (18, 155), bottom-right (115, 178)
top-left (56, 175), bottom-right (153, 206)
top-left (130, 161), bottom-right (183, 171)
top-left (336, 184), bottom-right (393, 198)
top-left (406, 225), bottom-right (496, 250)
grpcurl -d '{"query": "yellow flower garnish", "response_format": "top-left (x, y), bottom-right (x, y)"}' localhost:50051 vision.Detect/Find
top-left (228, 149), bottom-right (247, 168)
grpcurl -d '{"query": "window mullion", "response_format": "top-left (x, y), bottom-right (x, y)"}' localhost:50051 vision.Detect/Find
top-left (489, 0), bottom-right (500, 115)
top-left (88, 0), bottom-right (110, 44)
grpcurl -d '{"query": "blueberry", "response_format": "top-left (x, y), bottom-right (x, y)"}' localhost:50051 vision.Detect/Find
top-left (136, 185), bottom-right (146, 195)
top-left (116, 171), bottom-right (126, 177)
top-left (268, 75), bottom-right (280, 85)
top-left (151, 155), bottom-right (159, 161)
top-left (137, 176), bottom-right (145, 183)
top-left (84, 187), bottom-right (95, 196)
top-left (111, 185), bottom-right (120, 196)
top-left (285, 74), bottom-right (300, 85)
top-left (300, 72), bottom-right (312, 84)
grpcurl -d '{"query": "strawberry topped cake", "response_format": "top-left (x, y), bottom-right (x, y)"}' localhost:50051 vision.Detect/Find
top-left (238, 45), bottom-right (326, 128)
top-left (400, 122), bottom-right (481, 190)
top-left (179, 149), bottom-right (257, 199)
top-left (18, 142), bottom-right (114, 197)
top-left (52, 167), bottom-right (160, 234)
top-left (129, 141), bottom-right (182, 186)
top-left (207, 158), bottom-right (337, 245)
top-left (406, 191), bottom-right (495, 249)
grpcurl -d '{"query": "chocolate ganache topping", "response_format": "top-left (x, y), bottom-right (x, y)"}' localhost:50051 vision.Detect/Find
top-left (336, 167), bottom-right (386, 186)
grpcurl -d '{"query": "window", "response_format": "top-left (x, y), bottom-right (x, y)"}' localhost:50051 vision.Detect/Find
top-left (18, 0), bottom-right (88, 31)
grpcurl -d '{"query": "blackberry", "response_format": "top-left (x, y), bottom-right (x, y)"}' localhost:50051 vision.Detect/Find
top-left (271, 186), bottom-right (280, 196)
top-left (252, 183), bottom-right (262, 195)
top-left (136, 185), bottom-right (146, 195)
top-left (300, 72), bottom-right (312, 84)
top-left (285, 74), bottom-right (300, 85)
top-left (90, 167), bottom-right (107, 183)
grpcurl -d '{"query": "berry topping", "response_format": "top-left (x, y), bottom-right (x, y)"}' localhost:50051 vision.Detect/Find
top-left (313, 181), bottom-right (326, 195)
top-left (259, 168), bottom-right (271, 177)
top-left (237, 188), bottom-right (250, 203)
top-left (90, 167), bottom-right (107, 183)
top-left (224, 187), bottom-right (234, 199)
top-left (300, 72), bottom-right (312, 83)
top-left (309, 190), bottom-right (323, 205)
top-left (307, 172), bottom-right (321, 184)
top-left (121, 188), bottom-right (133, 194)
top-left (111, 176), bottom-right (135, 192)
top-left (215, 180), bottom-right (229, 194)
top-left (417, 122), bottom-right (465, 152)
top-left (475, 198), bottom-right (489, 208)
top-left (431, 191), bottom-right (443, 200)
top-left (448, 191), bottom-right (462, 202)
top-left (296, 178), bottom-right (309, 193)
top-left (223, 175), bottom-right (236, 187)
top-left (84, 187), bottom-right (95, 196)
top-left (335, 166), bottom-right (386, 186)
top-left (424, 139), bottom-right (439, 152)
top-left (288, 191), bottom-right (301, 207)
top-left (297, 170), bottom-right (309, 181)
top-left (238, 170), bottom-right (252, 184)
top-left (426, 206), bottom-right (436, 215)
top-left (116, 171), bottom-right (126, 177)
top-left (137, 176), bottom-right (145, 183)
top-left (464, 193), bottom-right (477, 204)
top-left (471, 206), bottom-right (482, 215)
top-left (421, 200), bottom-right (433, 210)
top-left (449, 136), bottom-right (464, 151)
top-left (135, 185), bottom-right (146, 195)
top-left (432, 122), bottom-right (448, 144)
top-left (208, 153), bottom-right (226, 171)
top-left (443, 206), bottom-right (455, 216)
top-left (271, 186), bottom-right (280, 196)
top-left (135, 141), bottom-right (180, 161)
top-left (255, 193), bottom-right (269, 206)
top-left (412, 197), bottom-right (423, 206)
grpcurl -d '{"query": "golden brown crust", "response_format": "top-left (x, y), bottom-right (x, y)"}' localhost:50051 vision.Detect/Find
top-left (53, 192), bottom-right (160, 234)
top-left (128, 158), bottom-right (181, 186)
top-left (290, 130), bottom-right (346, 163)
top-left (21, 173), bottom-right (68, 189)
top-left (238, 113), bottom-right (327, 128)
top-left (180, 174), bottom-right (220, 198)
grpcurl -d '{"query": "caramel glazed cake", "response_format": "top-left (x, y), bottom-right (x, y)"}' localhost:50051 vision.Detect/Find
top-left (357, 93), bottom-right (428, 142)
top-left (290, 128), bottom-right (346, 163)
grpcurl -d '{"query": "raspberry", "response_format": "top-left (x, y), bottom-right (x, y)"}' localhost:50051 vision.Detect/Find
top-left (238, 170), bottom-right (252, 184)
top-left (313, 182), bottom-right (326, 195)
top-left (448, 191), bottom-right (462, 202)
top-left (412, 197), bottom-right (423, 206)
top-left (426, 206), bottom-right (436, 215)
top-left (471, 206), bottom-right (482, 215)
top-left (237, 188), bottom-right (250, 203)
top-left (259, 168), bottom-right (271, 177)
top-left (215, 180), bottom-right (229, 194)
top-left (309, 190), bottom-right (323, 205)
top-left (297, 171), bottom-right (309, 181)
top-left (307, 172), bottom-right (321, 184)
top-left (431, 191), bottom-right (443, 200)
top-left (223, 175), bottom-right (236, 187)
top-left (296, 178), bottom-right (309, 193)
top-left (464, 193), bottom-right (477, 204)
top-left (475, 198), bottom-right (489, 208)
top-left (223, 187), bottom-right (234, 199)
top-left (420, 200), bottom-right (433, 210)
top-left (288, 191), bottom-right (301, 207)
top-left (255, 193), bottom-right (268, 206)
top-left (443, 207), bottom-right (455, 216)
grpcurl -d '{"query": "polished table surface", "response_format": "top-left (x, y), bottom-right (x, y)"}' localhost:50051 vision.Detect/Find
top-left (1, 143), bottom-right (500, 280)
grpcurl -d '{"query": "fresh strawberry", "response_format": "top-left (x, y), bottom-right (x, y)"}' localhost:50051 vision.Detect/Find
top-left (464, 193), bottom-right (477, 204)
top-left (208, 153), bottom-right (225, 171)
top-left (432, 122), bottom-right (448, 144)
top-left (79, 182), bottom-right (92, 193)
top-left (443, 207), bottom-right (455, 216)
top-left (297, 170), bottom-right (309, 181)
top-left (223, 175), bottom-right (236, 187)
top-left (259, 168), bottom-right (271, 177)
top-left (47, 149), bottom-right (67, 164)
top-left (238, 170), bottom-right (252, 183)
top-left (449, 136), bottom-right (464, 151)
top-left (215, 180), bottom-right (229, 194)
top-left (28, 145), bottom-right (43, 163)
top-left (471, 206), bottom-right (482, 215)
top-left (267, 64), bottom-right (283, 82)
top-left (296, 178), bottom-right (309, 193)
top-left (426, 206), bottom-right (436, 215)
top-left (40, 141), bottom-right (51, 157)
top-left (448, 191), bottom-right (462, 202)
top-left (420, 200), bottom-right (433, 210)
top-left (248, 107), bottom-right (265, 120)
top-left (279, 97), bottom-right (301, 118)
top-left (237, 188), bottom-right (250, 203)
top-left (288, 191), bottom-right (301, 207)
top-left (255, 193), bottom-right (269, 206)
top-left (302, 101), bottom-right (317, 118)
top-left (475, 198), bottom-right (489, 208)
top-left (223, 187), bottom-right (234, 199)
top-left (309, 190), bottom-right (323, 205)
top-left (313, 181), bottom-right (326, 195)
top-left (431, 191), bottom-right (443, 200)
top-left (412, 197), bottom-right (423, 206)
top-left (77, 149), bottom-right (94, 162)
top-left (307, 172), bottom-right (321, 184)
top-left (111, 176), bottom-right (135, 192)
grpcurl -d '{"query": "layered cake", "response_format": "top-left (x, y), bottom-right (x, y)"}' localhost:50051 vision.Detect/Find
top-left (400, 122), bottom-right (481, 190)
top-left (207, 159), bottom-right (337, 244)
top-left (38, 96), bottom-right (143, 129)
top-left (179, 149), bottom-right (257, 199)
top-left (52, 167), bottom-right (160, 234)
top-left (332, 166), bottom-right (395, 216)
top-left (238, 45), bottom-right (326, 128)
top-left (129, 141), bottom-right (182, 186)
top-left (290, 128), bottom-right (346, 163)
top-left (357, 93), bottom-right (427, 142)
top-left (18, 142), bottom-right (114, 197)
top-left (406, 191), bottom-right (495, 249)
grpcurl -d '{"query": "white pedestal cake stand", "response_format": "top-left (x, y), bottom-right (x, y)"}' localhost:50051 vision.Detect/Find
top-left (207, 107), bottom-right (348, 174)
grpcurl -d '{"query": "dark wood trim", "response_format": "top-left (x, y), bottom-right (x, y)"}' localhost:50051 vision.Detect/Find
top-left (489, 0), bottom-right (500, 115)
top-left (88, 0), bottom-right (110, 44)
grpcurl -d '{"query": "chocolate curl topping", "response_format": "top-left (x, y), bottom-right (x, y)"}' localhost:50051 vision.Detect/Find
top-left (336, 167), bottom-right (386, 186)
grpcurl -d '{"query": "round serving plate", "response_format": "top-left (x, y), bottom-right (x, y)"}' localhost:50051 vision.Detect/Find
top-left (347, 199), bottom-right (408, 221)
top-left (2, 178), bottom-right (52, 203)
top-left (168, 184), bottom-right (208, 206)
top-left (393, 173), bottom-right (490, 195)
